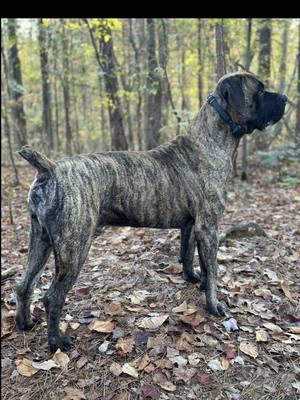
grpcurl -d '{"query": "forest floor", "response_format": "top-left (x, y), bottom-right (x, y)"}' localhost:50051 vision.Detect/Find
top-left (1, 161), bottom-right (300, 400)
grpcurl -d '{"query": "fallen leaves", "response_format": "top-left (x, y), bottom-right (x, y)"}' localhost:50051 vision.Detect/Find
top-left (62, 387), bottom-right (86, 400)
top-left (88, 318), bottom-right (115, 333)
top-left (178, 311), bottom-right (206, 327)
top-left (122, 363), bottom-right (139, 378)
top-left (16, 349), bottom-right (70, 376)
top-left (16, 358), bottom-right (38, 377)
top-left (152, 371), bottom-right (176, 392)
top-left (239, 341), bottom-right (259, 358)
top-left (256, 329), bottom-right (269, 342)
top-left (104, 302), bottom-right (124, 316)
top-left (116, 337), bottom-right (134, 354)
top-left (138, 314), bottom-right (169, 329)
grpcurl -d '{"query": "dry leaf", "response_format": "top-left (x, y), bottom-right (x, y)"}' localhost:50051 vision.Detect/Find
top-left (31, 359), bottom-right (58, 371)
top-left (239, 341), bottom-right (258, 358)
top-left (254, 288), bottom-right (273, 300)
top-left (52, 349), bottom-right (70, 368)
top-left (224, 346), bottom-right (237, 359)
top-left (104, 302), bottom-right (124, 316)
top-left (179, 312), bottom-right (206, 327)
top-left (263, 322), bottom-right (283, 333)
top-left (98, 340), bottom-right (110, 353)
top-left (138, 315), bottom-right (169, 329)
top-left (172, 301), bottom-right (188, 313)
top-left (88, 318), bottom-right (115, 333)
top-left (256, 329), bottom-right (269, 342)
top-left (207, 358), bottom-right (223, 371)
top-left (141, 383), bottom-right (160, 400)
top-left (131, 353), bottom-right (151, 371)
top-left (62, 387), bottom-right (86, 400)
top-left (191, 372), bottom-right (210, 385)
top-left (122, 363), bottom-right (139, 378)
top-left (173, 367), bottom-right (197, 382)
top-left (110, 362), bottom-right (123, 376)
top-left (280, 280), bottom-right (295, 304)
top-left (16, 358), bottom-right (38, 376)
top-left (289, 326), bottom-right (300, 334)
top-left (70, 322), bottom-right (80, 330)
top-left (129, 290), bottom-right (150, 305)
top-left (116, 337), bottom-right (134, 354)
top-left (167, 275), bottom-right (185, 284)
top-left (76, 357), bottom-right (88, 369)
top-left (152, 371), bottom-right (176, 392)
top-left (220, 357), bottom-right (230, 370)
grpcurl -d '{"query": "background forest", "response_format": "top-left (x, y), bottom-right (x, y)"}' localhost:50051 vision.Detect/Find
top-left (1, 18), bottom-right (300, 183)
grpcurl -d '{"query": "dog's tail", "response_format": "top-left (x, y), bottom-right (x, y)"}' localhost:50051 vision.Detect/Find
top-left (17, 145), bottom-right (56, 174)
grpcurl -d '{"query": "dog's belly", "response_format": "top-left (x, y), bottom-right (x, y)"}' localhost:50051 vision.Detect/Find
top-left (99, 200), bottom-right (192, 229)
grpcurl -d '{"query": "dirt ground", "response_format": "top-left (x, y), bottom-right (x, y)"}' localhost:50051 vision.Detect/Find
top-left (1, 162), bottom-right (300, 400)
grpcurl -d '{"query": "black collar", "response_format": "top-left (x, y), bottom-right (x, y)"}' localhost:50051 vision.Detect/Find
top-left (206, 94), bottom-right (246, 138)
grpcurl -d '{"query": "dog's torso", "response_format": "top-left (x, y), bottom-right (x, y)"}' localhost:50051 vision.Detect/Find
top-left (29, 106), bottom-right (235, 234)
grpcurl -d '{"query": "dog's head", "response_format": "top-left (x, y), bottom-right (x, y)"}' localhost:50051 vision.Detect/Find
top-left (215, 72), bottom-right (287, 134)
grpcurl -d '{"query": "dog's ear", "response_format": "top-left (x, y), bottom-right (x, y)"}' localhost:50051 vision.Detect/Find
top-left (220, 76), bottom-right (245, 115)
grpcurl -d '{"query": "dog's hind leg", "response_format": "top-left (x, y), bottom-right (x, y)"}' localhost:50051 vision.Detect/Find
top-left (16, 215), bottom-right (52, 330)
top-left (43, 232), bottom-right (94, 352)
top-left (180, 221), bottom-right (202, 284)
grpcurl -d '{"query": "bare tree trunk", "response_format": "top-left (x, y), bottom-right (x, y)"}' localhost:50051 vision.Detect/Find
top-left (129, 19), bottom-right (143, 150)
top-left (158, 19), bottom-right (169, 137)
top-left (38, 19), bottom-right (54, 151)
top-left (1, 48), bottom-right (19, 184)
top-left (215, 19), bottom-right (227, 80)
top-left (145, 18), bottom-right (162, 150)
top-left (241, 18), bottom-right (252, 181)
top-left (61, 20), bottom-right (72, 155)
top-left (52, 32), bottom-right (60, 152)
top-left (197, 18), bottom-right (204, 109)
top-left (85, 19), bottom-right (128, 150)
top-left (296, 24), bottom-right (300, 146)
top-left (258, 19), bottom-right (272, 85)
top-left (7, 18), bottom-right (27, 146)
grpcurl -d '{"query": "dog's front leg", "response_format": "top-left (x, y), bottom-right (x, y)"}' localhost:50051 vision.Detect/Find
top-left (194, 216), bottom-right (225, 316)
top-left (180, 221), bottom-right (202, 284)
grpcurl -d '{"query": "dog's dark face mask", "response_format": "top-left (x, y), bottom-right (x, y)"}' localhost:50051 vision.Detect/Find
top-left (218, 73), bottom-right (287, 135)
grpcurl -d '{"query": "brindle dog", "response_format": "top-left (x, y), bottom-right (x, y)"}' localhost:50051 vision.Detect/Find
top-left (16, 72), bottom-right (287, 352)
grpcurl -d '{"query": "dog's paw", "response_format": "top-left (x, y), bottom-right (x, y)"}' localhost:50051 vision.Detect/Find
top-left (207, 301), bottom-right (225, 317)
top-left (182, 270), bottom-right (201, 284)
top-left (16, 315), bottom-right (37, 331)
top-left (49, 335), bottom-right (74, 353)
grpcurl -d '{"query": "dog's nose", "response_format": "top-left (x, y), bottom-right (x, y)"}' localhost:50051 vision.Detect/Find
top-left (280, 93), bottom-right (288, 103)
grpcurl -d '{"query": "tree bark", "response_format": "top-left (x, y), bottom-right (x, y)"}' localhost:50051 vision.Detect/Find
top-left (258, 19), bottom-right (272, 85)
top-left (61, 20), bottom-right (72, 155)
top-left (145, 18), bottom-right (162, 150)
top-left (7, 18), bottom-right (27, 146)
top-left (85, 19), bottom-right (128, 151)
top-left (215, 20), bottom-right (227, 80)
top-left (241, 18), bottom-right (252, 181)
top-left (38, 18), bottom-right (54, 151)
top-left (296, 23), bottom-right (300, 146)
top-left (197, 18), bottom-right (204, 109)
top-left (129, 19), bottom-right (143, 150)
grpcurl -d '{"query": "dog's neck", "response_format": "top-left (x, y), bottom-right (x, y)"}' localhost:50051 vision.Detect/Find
top-left (187, 102), bottom-right (240, 160)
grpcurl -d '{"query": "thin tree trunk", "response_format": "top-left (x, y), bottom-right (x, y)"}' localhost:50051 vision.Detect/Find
top-left (241, 18), bottom-right (252, 181)
top-left (158, 19), bottom-right (169, 137)
top-left (129, 19), bottom-right (143, 150)
top-left (85, 19), bottom-right (128, 150)
top-left (197, 18), bottom-right (204, 109)
top-left (296, 24), bottom-right (300, 146)
top-left (52, 32), bottom-right (60, 151)
top-left (61, 20), bottom-right (72, 155)
top-left (7, 18), bottom-right (27, 146)
top-left (215, 19), bottom-right (227, 80)
top-left (258, 18), bottom-right (272, 85)
top-left (145, 18), bottom-right (162, 150)
top-left (38, 18), bottom-right (54, 151)
top-left (1, 66), bottom-right (19, 183)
